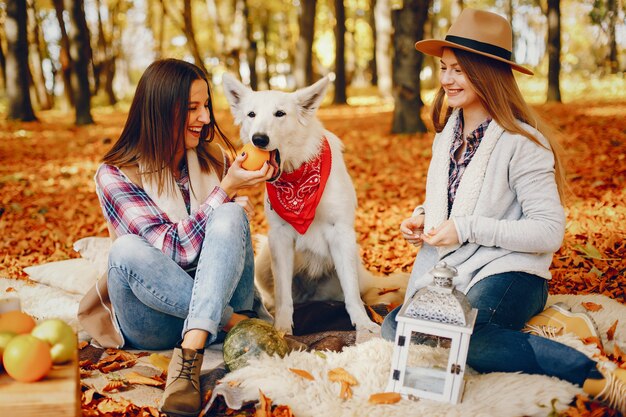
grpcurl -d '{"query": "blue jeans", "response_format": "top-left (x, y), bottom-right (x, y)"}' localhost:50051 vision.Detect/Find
top-left (107, 203), bottom-right (255, 350)
top-left (381, 271), bottom-right (598, 386)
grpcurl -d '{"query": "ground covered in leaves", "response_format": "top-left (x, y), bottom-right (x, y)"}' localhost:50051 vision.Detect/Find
top-left (1, 100), bottom-right (625, 416)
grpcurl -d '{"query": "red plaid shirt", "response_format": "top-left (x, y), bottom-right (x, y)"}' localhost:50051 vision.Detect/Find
top-left (95, 164), bottom-right (230, 268)
top-left (448, 111), bottom-right (492, 212)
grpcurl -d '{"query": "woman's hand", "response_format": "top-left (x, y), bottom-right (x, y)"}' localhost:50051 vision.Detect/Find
top-left (421, 220), bottom-right (460, 247)
top-left (220, 152), bottom-right (275, 198)
top-left (233, 196), bottom-right (254, 218)
top-left (400, 215), bottom-right (425, 246)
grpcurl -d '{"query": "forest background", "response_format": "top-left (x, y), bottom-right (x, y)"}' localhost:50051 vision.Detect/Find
top-left (0, 0), bottom-right (625, 302)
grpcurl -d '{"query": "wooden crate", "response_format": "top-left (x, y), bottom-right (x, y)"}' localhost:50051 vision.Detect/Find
top-left (0, 349), bottom-right (80, 417)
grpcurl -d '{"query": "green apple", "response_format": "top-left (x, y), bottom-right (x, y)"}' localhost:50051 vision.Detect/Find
top-left (0, 330), bottom-right (17, 368)
top-left (31, 319), bottom-right (77, 364)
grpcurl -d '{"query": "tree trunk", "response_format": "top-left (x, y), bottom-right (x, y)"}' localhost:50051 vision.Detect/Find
top-left (27, 0), bottom-right (53, 110)
top-left (243, 0), bottom-right (258, 89)
top-left (374, 0), bottom-right (392, 98)
top-left (0, 30), bottom-right (6, 90)
top-left (94, 0), bottom-right (117, 104)
top-left (182, 0), bottom-right (209, 75)
top-left (52, 0), bottom-right (74, 108)
top-left (260, 8), bottom-right (271, 89)
top-left (295, 0), bottom-right (316, 88)
top-left (334, 0), bottom-right (347, 104)
top-left (66, 0), bottom-right (94, 124)
top-left (508, 0), bottom-right (515, 54)
top-left (368, 0), bottom-right (377, 86)
top-left (205, 0), bottom-right (226, 62)
top-left (607, 0), bottom-right (618, 73)
top-left (546, 0), bottom-right (561, 103)
top-left (391, 0), bottom-right (429, 134)
top-left (6, 0), bottom-right (37, 121)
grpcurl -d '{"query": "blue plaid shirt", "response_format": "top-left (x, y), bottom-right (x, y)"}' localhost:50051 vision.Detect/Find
top-left (448, 111), bottom-right (492, 212)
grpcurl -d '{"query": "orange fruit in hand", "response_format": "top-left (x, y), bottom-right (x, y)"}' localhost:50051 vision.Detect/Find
top-left (3, 334), bottom-right (52, 382)
top-left (0, 310), bottom-right (36, 334)
top-left (240, 143), bottom-right (270, 171)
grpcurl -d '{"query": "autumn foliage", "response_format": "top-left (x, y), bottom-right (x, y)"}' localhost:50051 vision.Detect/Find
top-left (1, 101), bottom-right (624, 304)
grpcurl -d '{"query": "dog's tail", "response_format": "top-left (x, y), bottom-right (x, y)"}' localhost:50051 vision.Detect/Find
top-left (358, 264), bottom-right (409, 307)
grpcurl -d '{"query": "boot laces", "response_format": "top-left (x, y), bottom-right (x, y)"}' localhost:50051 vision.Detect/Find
top-left (176, 356), bottom-right (197, 381)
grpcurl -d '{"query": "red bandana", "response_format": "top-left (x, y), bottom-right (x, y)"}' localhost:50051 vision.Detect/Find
top-left (266, 138), bottom-right (332, 234)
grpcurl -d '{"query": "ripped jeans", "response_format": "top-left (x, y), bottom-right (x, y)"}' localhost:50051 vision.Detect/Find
top-left (107, 203), bottom-right (255, 350)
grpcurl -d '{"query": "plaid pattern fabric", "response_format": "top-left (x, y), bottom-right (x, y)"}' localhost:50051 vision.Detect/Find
top-left (448, 112), bottom-right (492, 212)
top-left (95, 164), bottom-right (229, 267)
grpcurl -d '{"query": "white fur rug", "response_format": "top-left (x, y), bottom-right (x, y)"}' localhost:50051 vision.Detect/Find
top-left (208, 294), bottom-right (626, 417)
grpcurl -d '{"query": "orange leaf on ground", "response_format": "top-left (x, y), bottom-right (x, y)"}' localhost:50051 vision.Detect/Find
top-left (365, 305), bottom-right (385, 325)
top-left (289, 368), bottom-right (314, 380)
top-left (606, 319), bottom-right (618, 341)
top-left (581, 302), bottom-right (603, 312)
top-left (369, 392), bottom-right (402, 404)
top-left (377, 287), bottom-right (400, 296)
top-left (256, 390), bottom-right (272, 417)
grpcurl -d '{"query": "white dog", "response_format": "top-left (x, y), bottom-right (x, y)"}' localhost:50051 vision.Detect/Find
top-left (222, 74), bottom-right (403, 334)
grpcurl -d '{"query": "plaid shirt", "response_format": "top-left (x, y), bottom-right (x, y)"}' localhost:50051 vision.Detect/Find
top-left (95, 163), bottom-right (229, 268)
top-left (448, 111), bottom-right (492, 212)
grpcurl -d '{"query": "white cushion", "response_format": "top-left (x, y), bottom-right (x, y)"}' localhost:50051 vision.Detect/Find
top-left (73, 236), bottom-right (112, 276)
top-left (23, 258), bottom-right (99, 295)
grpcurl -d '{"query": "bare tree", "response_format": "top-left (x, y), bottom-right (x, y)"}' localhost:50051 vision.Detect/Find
top-left (391, 0), bottom-right (430, 133)
top-left (0, 13), bottom-right (7, 91)
top-left (27, 0), bottom-right (53, 110)
top-left (368, 0), bottom-right (377, 85)
top-left (334, 0), bottom-right (347, 103)
top-left (546, 0), bottom-right (561, 102)
top-left (160, 0), bottom-right (209, 75)
top-left (52, 0), bottom-right (74, 107)
top-left (374, 0), bottom-right (392, 98)
top-left (6, 0), bottom-right (37, 121)
top-left (295, 0), bottom-right (317, 88)
top-left (65, 0), bottom-right (94, 124)
top-left (243, 0), bottom-right (258, 89)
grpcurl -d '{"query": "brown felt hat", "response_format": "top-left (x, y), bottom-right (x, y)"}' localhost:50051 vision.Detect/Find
top-left (415, 8), bottom-right (533, 75)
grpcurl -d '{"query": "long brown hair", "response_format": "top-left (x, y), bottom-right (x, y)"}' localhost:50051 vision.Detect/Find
top-left (431, 48), bottom-right (566, 202)
top-left (103, 58), bottom-right (235, 193)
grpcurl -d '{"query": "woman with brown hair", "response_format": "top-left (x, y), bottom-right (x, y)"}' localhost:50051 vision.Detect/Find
top-left (92, 58), bottom-right (274, 416)
top-left (381, 9), bottom-right (625, 413)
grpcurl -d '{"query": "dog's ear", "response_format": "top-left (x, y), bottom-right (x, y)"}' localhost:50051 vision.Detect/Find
top-left (294, 77), bottom-right (329, 126)
top-left (221, 73), bottom-right (251, 125)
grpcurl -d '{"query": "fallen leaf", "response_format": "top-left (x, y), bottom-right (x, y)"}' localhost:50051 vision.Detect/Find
top-left (581, 302), bottom-right (603, 312)
top-left (369, 392), bottom-right (402, 404)
top-left (149, 352), bottom-right (171, 373)
top-left (272, 405), bottom-right (294, 417)
top-left (102, 380), bottom-right (126, 392)
top-left (82, 388), bottom-right (96, 405)
top-left (365, 305), bottom-right (385, 325)
top-left (289, 368), bottom-right (314, 381)
top-left (78, 341), bottom-right (89, 350)
top-left (606, 319), bottom-right (618, 341)
top-left (256, 390), bottom-right (272, 417)
top-left (328, 367), bottom-right (358, 385)
top-left (125, 371), bottom-right (165, 387)
top-left (377, 287), bottom-right (400, 296)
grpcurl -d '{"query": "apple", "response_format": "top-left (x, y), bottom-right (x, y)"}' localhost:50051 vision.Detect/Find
top-left (31, 319), bottom-right (77, 364)
top-left (0, 331), bottom-right (17, 368)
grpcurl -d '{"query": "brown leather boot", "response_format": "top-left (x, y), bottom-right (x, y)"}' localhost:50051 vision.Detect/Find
top-left (160, 346), bottom-right (203, 416)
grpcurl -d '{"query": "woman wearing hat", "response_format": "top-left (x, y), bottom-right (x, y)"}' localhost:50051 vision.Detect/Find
top-left (381, 8), bottom-right (625, 413)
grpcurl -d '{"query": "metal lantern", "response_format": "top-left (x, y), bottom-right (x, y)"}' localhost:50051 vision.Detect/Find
top-left (386, 261), bottom-right (477, 404)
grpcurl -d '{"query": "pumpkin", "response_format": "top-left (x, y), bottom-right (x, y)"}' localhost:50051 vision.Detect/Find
top-left (223, 318), bottom-right (289, 371)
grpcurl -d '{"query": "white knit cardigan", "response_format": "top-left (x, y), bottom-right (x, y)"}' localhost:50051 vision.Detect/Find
top-left (406, 110), bottom-right (566, 297)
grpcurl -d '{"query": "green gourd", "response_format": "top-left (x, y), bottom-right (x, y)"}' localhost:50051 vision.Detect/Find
top-left (223, 318), bottom-right (289, 371)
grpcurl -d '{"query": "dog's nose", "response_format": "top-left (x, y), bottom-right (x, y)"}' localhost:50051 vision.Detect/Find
top-left (252, 134), bottom-right (270, 148)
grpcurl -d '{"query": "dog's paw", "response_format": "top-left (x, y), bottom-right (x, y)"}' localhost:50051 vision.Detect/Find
top-left (356, 321), bottom-right (381, 334)
top-left (273, 316), bottom-right (294, 334)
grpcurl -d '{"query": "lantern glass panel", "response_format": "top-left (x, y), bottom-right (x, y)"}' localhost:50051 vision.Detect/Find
top-left (403, 331), bottom-right (452, 395)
